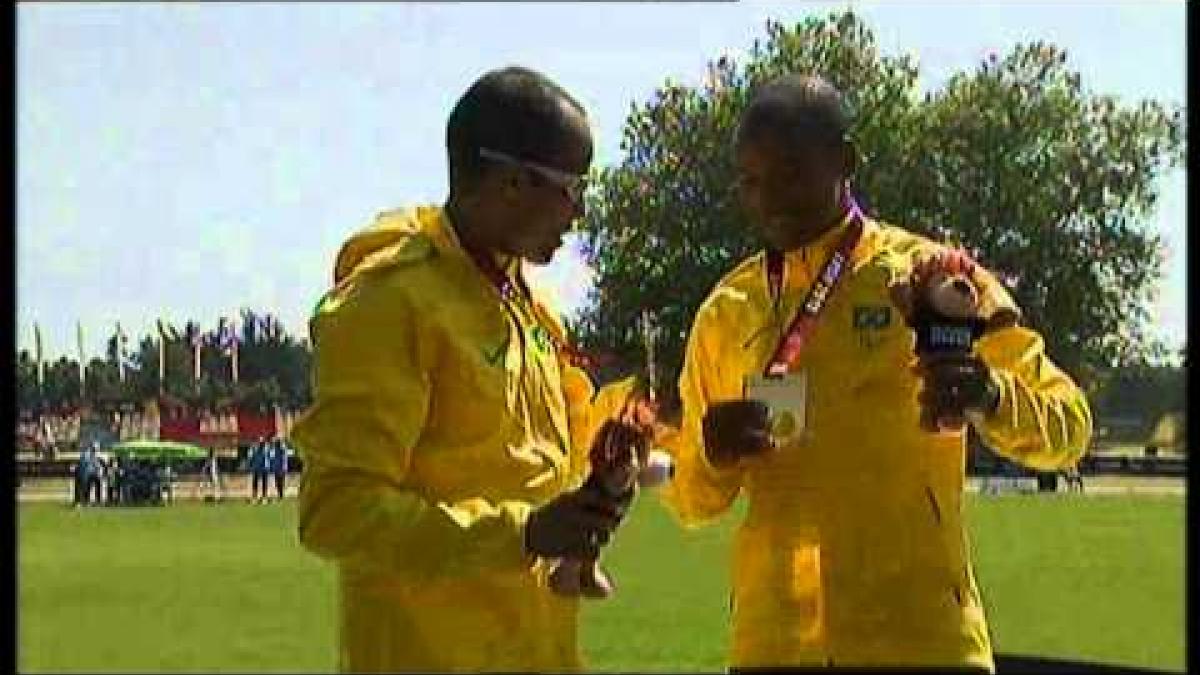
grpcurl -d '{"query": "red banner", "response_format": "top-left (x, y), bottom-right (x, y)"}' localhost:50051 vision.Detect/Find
top-left (237, 410), bottom-right (277, 443)
top-left (157, 403), bottom-right (279, 446)
top-left (159, 413), bottom-right (201, 443)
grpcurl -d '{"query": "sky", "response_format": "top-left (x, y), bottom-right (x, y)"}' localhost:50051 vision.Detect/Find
top-left (17, 1), bottom-right (1187, 361)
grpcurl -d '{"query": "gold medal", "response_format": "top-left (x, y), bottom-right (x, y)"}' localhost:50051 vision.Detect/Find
top-left (745, 372), bottom-right (808, 445)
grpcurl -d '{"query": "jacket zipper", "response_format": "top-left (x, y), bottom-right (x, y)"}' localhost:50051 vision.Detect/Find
top-left (925, 485), bottom-right (942, 525)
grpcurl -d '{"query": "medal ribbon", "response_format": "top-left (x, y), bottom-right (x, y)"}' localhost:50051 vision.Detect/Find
top-left (763, 194), bottom-right (866, 377)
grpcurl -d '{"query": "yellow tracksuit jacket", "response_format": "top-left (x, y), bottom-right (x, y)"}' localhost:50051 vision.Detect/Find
top-left (661, 214), bottom-right (1093, 671)
top-left (291, 205), bottom-right (629, 673)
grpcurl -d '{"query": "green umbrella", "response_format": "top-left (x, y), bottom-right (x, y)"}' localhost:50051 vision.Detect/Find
top-left (111, 439), bottom-right (209, 462)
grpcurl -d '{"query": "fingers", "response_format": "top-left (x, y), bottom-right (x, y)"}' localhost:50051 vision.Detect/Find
top-left (918, 373), bottom-right (974, 413)
top-left (916, 354), bottom-right (988, 431)
top-left (917, 378), bottom-right (967, 411)
top-left (914, 353), bottom-right (985, 378)
top-left (739, 428), bottom-right (775, 455)
top-left (702, 399), bottom-right (777, 464)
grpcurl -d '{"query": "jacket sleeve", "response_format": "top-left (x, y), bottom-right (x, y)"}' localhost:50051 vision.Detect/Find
top-left (658, 307), bottom-right (745, 528)
top-left (534, 288), bottom-right (642, 491)
top-left (293, 274), bottom-right (532, 581)
top-left (559, 366), bottom-right (645, 490)
top-left (973, 325), bottom-right (1093, 471)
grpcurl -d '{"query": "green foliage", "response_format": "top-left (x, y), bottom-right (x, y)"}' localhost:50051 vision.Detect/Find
top-left (17, 311), bottom-right (312, 413)
top-left (577, 10), bottom-right (1185, 394)
top-left (911, 43), bottom-right (1184, 380)
top-left (1089, 362), bottom-right (1186, 432)
top-left (16, 350), bottom-right (40, 412)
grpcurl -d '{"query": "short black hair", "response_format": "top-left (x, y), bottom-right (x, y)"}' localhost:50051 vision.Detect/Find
top-left (446, 66), bottom-right (592, 190)
top-left (735, 73), bottom-right (850, 150)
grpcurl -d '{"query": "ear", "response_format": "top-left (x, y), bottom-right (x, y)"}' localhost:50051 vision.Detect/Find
top-left (479, 165), bottom-right (521, 201)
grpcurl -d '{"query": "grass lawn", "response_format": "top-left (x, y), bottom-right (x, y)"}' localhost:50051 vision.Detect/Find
top-left (18, 493), bottom-right (1184, 673)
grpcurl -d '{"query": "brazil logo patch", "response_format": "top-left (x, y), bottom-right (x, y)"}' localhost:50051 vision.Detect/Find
top-left (853, 305), bottom-right (892, 350)
top-left (853, 305), bottom-right (892, 330)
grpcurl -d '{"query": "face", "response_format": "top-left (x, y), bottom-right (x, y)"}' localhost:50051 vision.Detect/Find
top-left (734, 132), bottom-right (848, 251)
top-left (487, 103), bottom-right (592, 265)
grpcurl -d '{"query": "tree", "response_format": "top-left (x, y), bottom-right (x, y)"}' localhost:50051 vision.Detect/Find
top-left (576, 10), bottom-right (1185, 397)
top-left (127, 335), bottom-right (163, 402)
top-left (42, 356), bottom-right (82, 412)
top-left (17, 313), bottom-right (314, 416)
top-left (908, 43), bottom-right (1184, 382)
top-left (1090, 361), bottom-right (1185, 430)
top-left (83, 357), bottom-right (124, 412)
top-left (16, 350), bottom-right (41, 412)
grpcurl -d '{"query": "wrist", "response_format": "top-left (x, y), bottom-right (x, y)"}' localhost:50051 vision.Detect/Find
top-left (978, 367), bottom-right (1003, 416)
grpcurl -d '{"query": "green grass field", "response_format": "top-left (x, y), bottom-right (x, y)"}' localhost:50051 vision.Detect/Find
top-left (18, 493), bottom-right (1185, 673)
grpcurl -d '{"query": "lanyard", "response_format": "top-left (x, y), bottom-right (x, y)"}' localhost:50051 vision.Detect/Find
top-left (762, 202), bottom-right (865, 378)
top-left (461, 243), bottom-right (597, 370)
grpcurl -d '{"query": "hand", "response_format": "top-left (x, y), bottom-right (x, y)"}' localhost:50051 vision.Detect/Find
top-left (701, 400), bottom-right (774, 468)
top-left (914, 354), bottom-right (1001, 432)
top-left (524, 486), bottom-right (625, 559)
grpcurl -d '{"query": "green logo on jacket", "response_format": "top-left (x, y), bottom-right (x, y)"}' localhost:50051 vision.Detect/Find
top-left (853, 305), bottom-right (892, 330)
top-left (529, 326), bottom-right (555, 356)
top-left (482, 339), bottom-right (508, 367)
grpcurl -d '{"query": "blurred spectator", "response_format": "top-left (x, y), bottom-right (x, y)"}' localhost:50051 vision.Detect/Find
top-left (159, 462), bottom-right (176, 504)
top-left (270, 437), bottom-right (289, 501)
top-left (203, 447), bottom-right (223, 502)
top-left (249, 438), bottom-right (270, 505)
top-left (78, 442), bottom-right (103, 506)
top-left (71, 458), bottom-right (85, 507)
top-left (106, 456), bottom-right (124, 505)
top-left (1064, 466), bottom-right (1085, 492)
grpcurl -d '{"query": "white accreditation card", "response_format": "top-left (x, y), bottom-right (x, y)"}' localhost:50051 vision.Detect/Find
top-left (744, 371), bottom-right (808, 445)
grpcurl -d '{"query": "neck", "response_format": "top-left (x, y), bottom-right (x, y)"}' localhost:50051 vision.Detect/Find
top-left (779, 200), bottom-right (850, 252)
top-left (444, 197), bottom-right (495, 255)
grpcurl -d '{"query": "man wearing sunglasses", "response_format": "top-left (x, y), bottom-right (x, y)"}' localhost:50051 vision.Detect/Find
top-left (291, 66), bottom-right (641, 672)
top-left (660, 74), bottom-right (1092, 672)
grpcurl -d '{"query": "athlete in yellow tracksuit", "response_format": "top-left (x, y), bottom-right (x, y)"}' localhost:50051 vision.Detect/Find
top-left (661, 74), bottom-right (1092, 672)
top-left (291, 68), bottom-right (639, 673)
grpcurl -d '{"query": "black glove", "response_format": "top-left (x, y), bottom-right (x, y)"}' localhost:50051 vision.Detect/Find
top-left (524, 486), bottom-right (625, 559)
top-left (701, 400), bottom-right (774, 468)
top-left (915, 353), bottom-right (1001, 432)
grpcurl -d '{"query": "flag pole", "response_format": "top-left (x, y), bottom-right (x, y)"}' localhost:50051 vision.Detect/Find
top-left (157, 318), bottom-right (167, 395)
top-left (34, 322), bottom-right (44, 391)
top-left (77, 321), bottom-right (86, 399)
